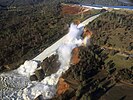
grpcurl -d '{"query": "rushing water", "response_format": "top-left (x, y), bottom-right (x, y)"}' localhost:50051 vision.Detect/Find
top-left (0, 23), bottom-right (84, 100)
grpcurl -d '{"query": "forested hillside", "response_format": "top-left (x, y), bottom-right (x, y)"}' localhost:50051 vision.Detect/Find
top-left (0, 4), bottom-right (72, 72)
top-left (0, 2), bottom-right (99, 72)
top-left (88, 10), bottom-right (133, 70)
top-left (89, 10), bottom-right (133, 52)
top-left (52, 45), bottom-right (133, 100)
top-left (51, 11), bottom-right (133, 98)
top-left (0, 1), bottom-right (133, 100)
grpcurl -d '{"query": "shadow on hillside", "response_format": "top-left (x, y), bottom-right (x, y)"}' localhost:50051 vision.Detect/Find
top-left (91, 84), bottom-right (115, 100)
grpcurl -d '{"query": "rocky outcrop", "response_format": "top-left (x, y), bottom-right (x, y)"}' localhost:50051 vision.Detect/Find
top-left (30, 54), bottom-right (60, 82)
top-left (40, 54), bottom-right (60, 76)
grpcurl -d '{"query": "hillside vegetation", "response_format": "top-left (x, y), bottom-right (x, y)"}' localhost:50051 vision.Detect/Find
top-left (52, 45), bottom-right (133, 100)
top-left (88, 10), bottom-right (133, 69)
top-left (89, 10), bottom-right (133, 51)
top-left (0, 2), bottom-right (132, 100)
top-left (52, 7), bottom-right (133, 100)
top-left (0, 4), bottom-right (72, 72)
top-left (0, 3), bottom-right (100, 72)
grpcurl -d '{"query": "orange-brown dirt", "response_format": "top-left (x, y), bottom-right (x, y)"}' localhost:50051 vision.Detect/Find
top-left (55, 47), bottom-right (81, 98)
top-left (83, 28), bottom-right (93, 38)
top-left (70, 29), bottom-right (93, 65)
top-left (70, 47), bottom-right (80, 65)
top-left (73, 19), bottom-right (81, 25)
top-left (61, 4), bottom-right (90, 15)
top-left (57, 78), bottom-right (70, 95)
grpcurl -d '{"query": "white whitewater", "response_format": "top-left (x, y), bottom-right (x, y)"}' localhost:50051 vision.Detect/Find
top-left (0, 23), bottom-right (84, 100)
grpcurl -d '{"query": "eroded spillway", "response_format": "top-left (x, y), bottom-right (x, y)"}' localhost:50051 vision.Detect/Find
top-left (0, 13), bottom-right (102, 99)
top-left (0, 23), bottom-right (85, 100)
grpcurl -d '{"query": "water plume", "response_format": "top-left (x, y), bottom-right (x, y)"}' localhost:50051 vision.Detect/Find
top-left (0, 23), bottom-right (84, 100)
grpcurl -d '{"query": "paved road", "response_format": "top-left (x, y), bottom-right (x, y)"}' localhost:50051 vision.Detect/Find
top-left (33, 13), bottom-right (102, 62)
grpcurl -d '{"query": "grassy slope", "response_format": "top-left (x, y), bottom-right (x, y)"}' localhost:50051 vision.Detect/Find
top-left (88, 10), bottom-right (133, 69)
top-left (105, 53), bottom-right (133, 69)
top-left (89, 10), bottom-right (133, 51)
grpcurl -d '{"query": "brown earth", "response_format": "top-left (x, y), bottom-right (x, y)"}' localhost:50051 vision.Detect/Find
top-left (70, 47), bottom-right (80, 65)
top-left (70, 29), bottom-right (93, 65)
top-left (61, 3), bottom-right (90, 15)
top-left (57, 78), bottom-right (70, 95)
top-left (83, 28), bottom-right (93, 38)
